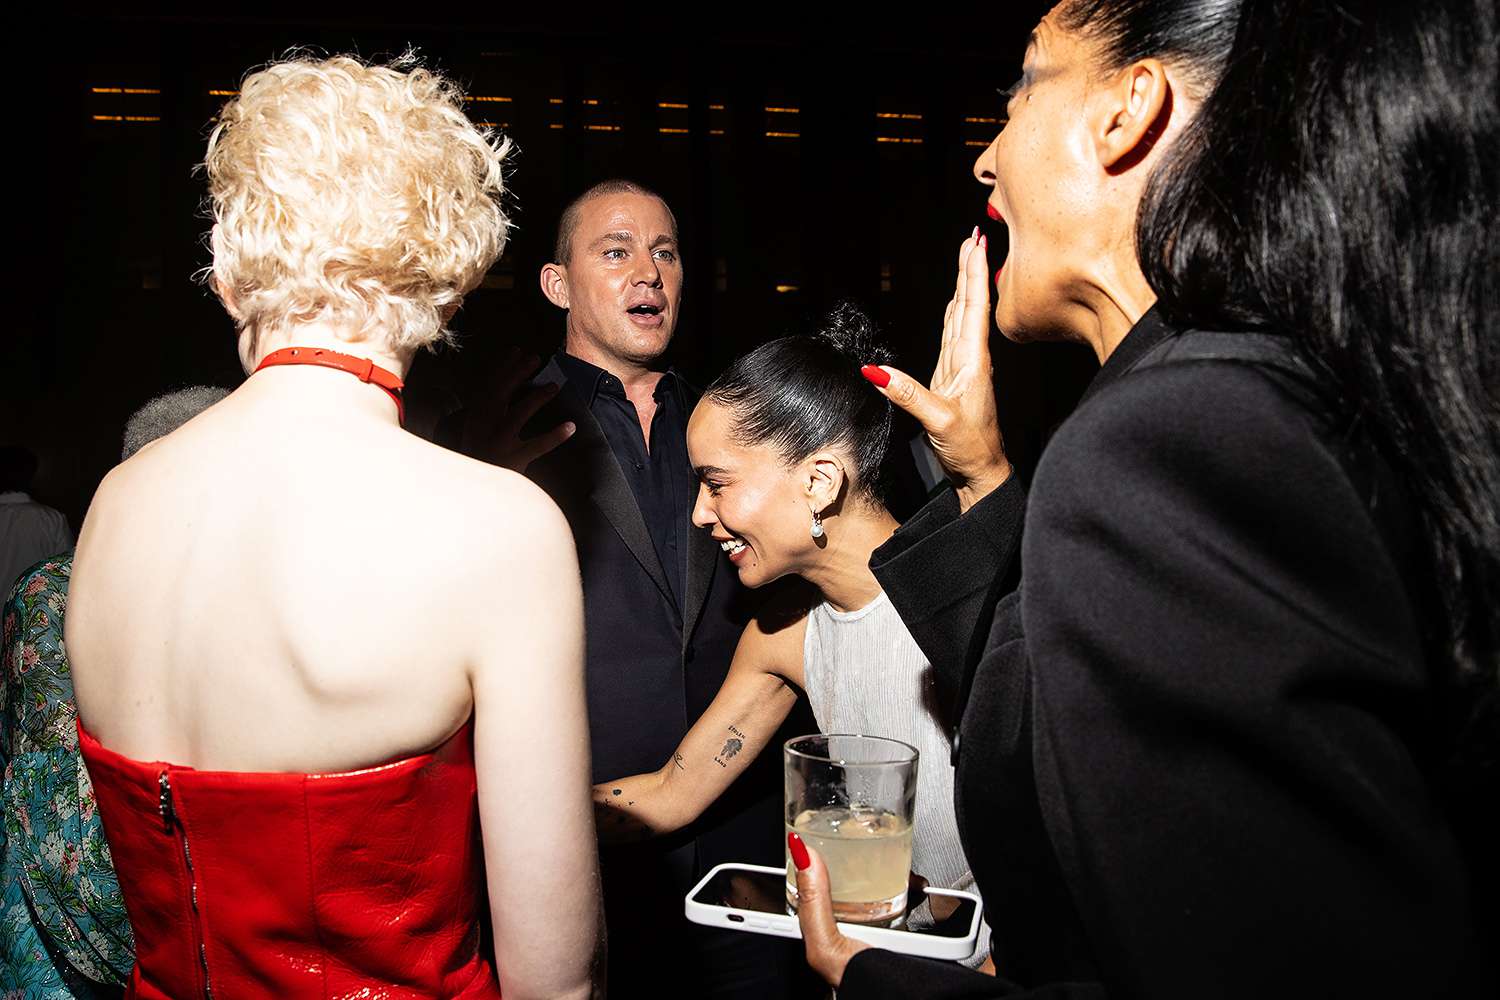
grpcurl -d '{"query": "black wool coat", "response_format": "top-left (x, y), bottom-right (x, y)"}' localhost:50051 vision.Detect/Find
top-left (842, 312), bottom-right (1487, 998)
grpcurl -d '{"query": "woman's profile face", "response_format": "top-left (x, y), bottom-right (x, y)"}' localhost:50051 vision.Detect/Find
top-left (974, 9), bottom-right (1113, 340)
top-left (686, 399), bottom-right (821, 590)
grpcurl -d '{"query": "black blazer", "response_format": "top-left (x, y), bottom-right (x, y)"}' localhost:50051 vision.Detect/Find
top-left (522, 359), bottom-right (813, 992)
top-left (841, 316), bottom-right (1487, 998)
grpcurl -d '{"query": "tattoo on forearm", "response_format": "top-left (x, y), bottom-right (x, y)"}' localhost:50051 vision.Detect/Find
top-left (672, 753), bottom-right (686, 772)
top-left (593, 793), bottom-right (653, 843)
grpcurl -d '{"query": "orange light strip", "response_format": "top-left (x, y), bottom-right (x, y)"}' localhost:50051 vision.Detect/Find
top-left (658, 101), bottom-right (689, 109)
top-left (876, 137), bottom-right (923, 144)
top-left (208, 90), bottom-right (239, 96)
top-left (91, 86), bottom-right (161, 94)
top-left (964, 116), bottom-right (998, 124)
top-left (876, 112), bottom-right (922, 120)
top-left (469, 95), bottom-right (512, 103)
top-left (765, 131), bottom-right (800, 138)
top-left (765, 106), bottom-right (800, 113)
top-left (659, 127), bottom-right (690, 134)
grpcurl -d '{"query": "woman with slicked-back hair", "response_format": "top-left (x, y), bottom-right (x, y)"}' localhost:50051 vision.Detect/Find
top-left (787, 1), bottom-right (1498, 996)
top-left (591, 301), bottom-right (992, 969)
top-left (65, 54), bottom-right (603, 999)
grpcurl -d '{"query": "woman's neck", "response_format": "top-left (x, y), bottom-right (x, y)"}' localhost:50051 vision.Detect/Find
top-left (236, 323), bottom-right (414, 427)
top-left (799, 502), bottom-right (901, 614)
top-left (1067, 254), bottom-right (1159, 364)
top-left (240, 322), bottom-right (413, 379)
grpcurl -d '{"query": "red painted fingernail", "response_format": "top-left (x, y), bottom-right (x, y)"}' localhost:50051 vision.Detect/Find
top-left (986, 203), bottom-right (1003, 221)
top-left (979, 235), bottom-right (987, 249)
top-left (788, 831), bottom-right (811, 870)
top-left (860, 364), bottom-right (891, 389)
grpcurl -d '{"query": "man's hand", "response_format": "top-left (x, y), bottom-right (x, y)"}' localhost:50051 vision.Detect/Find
top-left (861, 230), bottom-right (1011, 512)
top-left (461, 347), bottom-right (576, 473)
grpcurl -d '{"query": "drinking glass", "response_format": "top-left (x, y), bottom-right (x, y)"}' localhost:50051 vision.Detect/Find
top-left (784, 733), bottom-right (918, 926)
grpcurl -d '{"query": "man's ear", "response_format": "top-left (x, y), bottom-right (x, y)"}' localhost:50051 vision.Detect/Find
top-left (539, 262), bottom-right (570, 310)
top-left (1095, 57), bottom-right (1171, 172)
top-left (802, 453), bottom-right (848, 514)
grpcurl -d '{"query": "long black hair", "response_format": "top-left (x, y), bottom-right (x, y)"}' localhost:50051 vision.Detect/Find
top-left (705, 302), bottom-right (895, 503)
top-left (1067, 0), bottom-right (1499, 758)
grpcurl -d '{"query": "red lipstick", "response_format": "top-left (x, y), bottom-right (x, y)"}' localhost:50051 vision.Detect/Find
top-left (985, 203), bottom-right (1003, 222)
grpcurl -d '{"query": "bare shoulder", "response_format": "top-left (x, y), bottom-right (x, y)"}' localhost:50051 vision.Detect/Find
top-left (74, 454), bottom-right (149, 546)
top-left (393, 435), bottom-right (575, 563)
top-left (739, 578), bottom-right (821, 685)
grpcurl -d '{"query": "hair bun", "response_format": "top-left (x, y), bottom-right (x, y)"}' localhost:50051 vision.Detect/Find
top-left (815, 300), bottom-right (895, 368)
top-left (705, 299), bottom-right (896, 502)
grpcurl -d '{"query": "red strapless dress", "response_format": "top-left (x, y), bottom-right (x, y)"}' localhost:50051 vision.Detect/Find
top-left (77, 719), bottom-right (501, 999)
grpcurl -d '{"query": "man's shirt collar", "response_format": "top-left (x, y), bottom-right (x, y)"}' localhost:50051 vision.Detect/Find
top-left (555, 352), bottom-right (685, 409)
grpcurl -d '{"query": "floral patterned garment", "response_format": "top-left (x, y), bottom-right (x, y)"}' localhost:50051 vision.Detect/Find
top-left (1, 556), bottom-right (132, 998)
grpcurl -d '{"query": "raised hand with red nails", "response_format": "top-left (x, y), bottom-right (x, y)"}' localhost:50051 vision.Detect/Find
top-left (859, 231), bottom-right (1012, 512)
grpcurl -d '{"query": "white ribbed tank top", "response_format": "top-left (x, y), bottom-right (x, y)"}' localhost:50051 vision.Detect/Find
top-left (802, 591), bottom-right (991, 963)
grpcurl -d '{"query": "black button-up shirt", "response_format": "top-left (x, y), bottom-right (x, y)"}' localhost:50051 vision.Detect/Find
top-left (555, 352), bottom-right (694, 610)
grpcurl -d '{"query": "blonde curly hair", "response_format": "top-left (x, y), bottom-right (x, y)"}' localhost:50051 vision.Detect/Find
top-left (203, 53), bottom-right (511, 352)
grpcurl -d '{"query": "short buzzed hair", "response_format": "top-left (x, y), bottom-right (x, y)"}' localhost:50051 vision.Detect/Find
top-left (553, 178), bottom-right (678, 265)
top-left (122, 386), bottom-right (231, 460)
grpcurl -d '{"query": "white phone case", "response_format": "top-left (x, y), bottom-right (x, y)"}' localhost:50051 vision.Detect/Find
top-left (683, 862), bottom-right (984, 962)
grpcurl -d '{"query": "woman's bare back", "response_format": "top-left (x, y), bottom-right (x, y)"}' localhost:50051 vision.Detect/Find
top-left (67, 373), bottom-right (570, 774)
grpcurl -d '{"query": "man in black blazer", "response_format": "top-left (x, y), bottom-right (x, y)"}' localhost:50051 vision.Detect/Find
top-left (481, 179), bottom-right (811, 998)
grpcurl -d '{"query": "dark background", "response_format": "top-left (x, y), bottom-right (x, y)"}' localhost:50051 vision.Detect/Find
top-left (6, 8), bottom-right (1094, 531)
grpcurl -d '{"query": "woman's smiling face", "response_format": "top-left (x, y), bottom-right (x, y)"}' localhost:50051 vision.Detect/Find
top-left (687, 399), bottom-right (823, 590)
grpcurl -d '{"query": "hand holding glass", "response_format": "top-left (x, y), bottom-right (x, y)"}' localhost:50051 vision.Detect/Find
top-left (783, 734), bottom-right (918, 926)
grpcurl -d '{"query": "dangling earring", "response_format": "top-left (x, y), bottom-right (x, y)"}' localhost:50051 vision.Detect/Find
top-left (810, 509), bottom-right (825, 539)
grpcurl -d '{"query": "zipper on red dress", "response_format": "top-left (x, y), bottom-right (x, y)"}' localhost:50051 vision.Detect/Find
top-left (160, 770), bottom-right (213, 999)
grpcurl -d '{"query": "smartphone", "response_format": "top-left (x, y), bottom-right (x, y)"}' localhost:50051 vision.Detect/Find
top-left (684, 863), bottom-right (983, 961)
